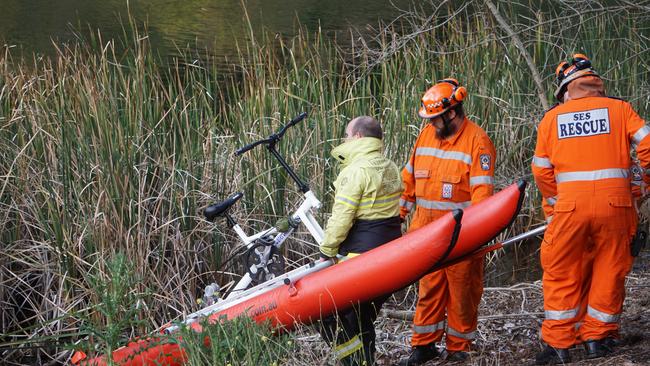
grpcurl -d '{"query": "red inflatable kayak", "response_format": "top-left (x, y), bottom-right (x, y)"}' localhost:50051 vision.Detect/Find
top-left (73, 180), bottom-right (526, 366)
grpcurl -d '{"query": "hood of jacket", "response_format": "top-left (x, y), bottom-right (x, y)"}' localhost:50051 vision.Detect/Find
top-left (331, 137), bottom-right (383, 167)
top-left (567, 75), bottom-right (606, 100)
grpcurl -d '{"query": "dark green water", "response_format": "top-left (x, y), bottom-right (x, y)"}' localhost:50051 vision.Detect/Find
top-left (0, 0), bottom-right (416, 60)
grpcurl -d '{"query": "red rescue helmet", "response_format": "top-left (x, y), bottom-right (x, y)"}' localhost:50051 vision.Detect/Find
top-left (418, 78), bottom-right (467, 119)
top-left (554, 53), bottom-right (600, 101)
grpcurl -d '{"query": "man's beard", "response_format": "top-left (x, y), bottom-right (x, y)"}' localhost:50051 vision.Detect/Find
top-left (435, 120), bottom-right (457, 139)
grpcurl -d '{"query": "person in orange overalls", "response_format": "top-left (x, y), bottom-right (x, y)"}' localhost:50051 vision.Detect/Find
top-left (532, 54), bottom-right (650, 364)
top-left (538, 81), bottom-right (647, 357)
top-left (398, 79), bottom-right (496, 365)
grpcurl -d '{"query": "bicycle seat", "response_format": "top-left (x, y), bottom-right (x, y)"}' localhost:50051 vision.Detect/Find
top-left (204, 192), bottom-right (243, 221)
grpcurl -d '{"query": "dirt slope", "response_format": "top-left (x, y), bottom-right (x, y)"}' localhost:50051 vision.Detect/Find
top-left (372, 252), bottom-right (650, 366)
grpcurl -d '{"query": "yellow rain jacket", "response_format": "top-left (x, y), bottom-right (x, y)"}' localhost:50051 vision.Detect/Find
top-left (320, 137), bottom-right (403, 257)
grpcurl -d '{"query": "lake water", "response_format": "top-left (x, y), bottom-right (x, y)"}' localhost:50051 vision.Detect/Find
top-left (0, 0), bottom-right (416, 61)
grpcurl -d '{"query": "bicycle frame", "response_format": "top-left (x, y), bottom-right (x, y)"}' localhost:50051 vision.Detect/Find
top-left (230, 190), bottom-right (323, 247)
top-left (225, 190), bottom-right (324, 298)
top-left (217, 112), bottom-right (326, 299)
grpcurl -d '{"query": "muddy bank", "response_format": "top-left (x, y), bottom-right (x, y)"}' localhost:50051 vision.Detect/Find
top-left (378, 251), bottom-right (650, 365)
top-left (293, 250), bottom-right (650, 365)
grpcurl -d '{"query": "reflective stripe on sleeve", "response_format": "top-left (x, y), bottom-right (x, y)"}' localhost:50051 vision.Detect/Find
top-left (469, 175), bottom-right (494, 186)
top-left (334, 335), bottom-right (362, 359)
top-left (447, 326), bottom-right (476, 340)
top-left (358, 192), bottom-right (401, 208)
top-left (546, 196), bottom-right (557, 206)
top-left (400, 198), bottom-right (415, 211)
top-left (404, 162), bottom-right (414, 174)
top-left (415, 147), bottom-right (472, 165)
top-left (533, 156), bottom-right (554, 168)
top-left (416, 198), bottom-right (471, 210)
top-left (413, 320), bottom-right (446, 334)
top-left (632, 125), bottom-right (650, 145)
top-left (545, 307), bottom-right (579, 320)
top-left (587, 306), bottom-right (620, 323)
top-left (555, 168), bottom-right (629, 183)
top-left (335, 195), bottom-right (359, 208)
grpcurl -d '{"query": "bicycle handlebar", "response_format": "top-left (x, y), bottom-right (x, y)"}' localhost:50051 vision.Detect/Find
top-left (277, 112), bottom-right (308, 137)
top-left (235, 138), bottom-right (269, 156)
top-left (234, 112), bottom-right (307, 156)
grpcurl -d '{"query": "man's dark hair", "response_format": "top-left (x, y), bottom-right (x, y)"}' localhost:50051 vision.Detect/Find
top-left (350, 116), bottom-right (383, 140)
top-left (451, 104), bottom-right (465, 119)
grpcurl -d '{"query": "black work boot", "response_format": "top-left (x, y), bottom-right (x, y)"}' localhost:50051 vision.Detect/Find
top-left (398, 343), bottom-right (439, 366)
top-left (535, 345), bottom-right (571, 365)
top-left (601, 336), bottom-right (620, 349)
top-left (584, 338), bottom-right (614, 359)
top-left (445, 350), bottom-right (468, 362)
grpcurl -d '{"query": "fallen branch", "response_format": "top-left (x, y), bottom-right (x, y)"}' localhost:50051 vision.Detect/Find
top-left (381, 309), bottom-right (543, 322)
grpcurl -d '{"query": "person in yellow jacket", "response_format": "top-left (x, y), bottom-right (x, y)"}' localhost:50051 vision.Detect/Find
top-left (318, 116), bottom-right (403, 366)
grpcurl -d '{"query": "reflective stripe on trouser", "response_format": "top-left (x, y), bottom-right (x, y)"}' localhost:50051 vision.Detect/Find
top-left (335, 335), bottom-right (362, 360)
top-left (540, 190), bottom-right (634, 348)
top-left (320, 296), bottom-right (388, 366)
top-left (574, 246), bottom-right (624, 344)
top-left (447, 326), bottom-right (477, 341)
top-left (412, 255), bottom-right (484, 351)
top-left (413, 319), bottom-right (445, 335)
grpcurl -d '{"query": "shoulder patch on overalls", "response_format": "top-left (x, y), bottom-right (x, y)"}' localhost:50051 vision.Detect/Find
top-left (480, 154), bottom-right (491, 171)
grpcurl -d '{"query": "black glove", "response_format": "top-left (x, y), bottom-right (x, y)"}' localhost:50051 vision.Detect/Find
top-left (631, 228), bottom-right (648, 257)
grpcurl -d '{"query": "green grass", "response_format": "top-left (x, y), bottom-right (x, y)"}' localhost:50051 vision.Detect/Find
top-left (1, 0), bottom-right (649, 364)
top-left (178, 318), bottom-right (295, 366)
top-left (75, 252), bottom-right (151, 365)
top-left (72, 252), bottom-right (293, 366)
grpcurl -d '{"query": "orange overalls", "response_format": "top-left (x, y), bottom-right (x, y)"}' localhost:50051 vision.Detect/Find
top-left (532, 96), bottom-right (650, 348)
top-left (400, 118), bottom-right (496, 351)
top-left (562, 163), bottom-right (646, 346)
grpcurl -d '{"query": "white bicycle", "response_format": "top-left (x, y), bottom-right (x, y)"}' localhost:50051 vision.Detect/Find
top-left (202, 112), bottom-right (327, 302)
top-left (162, 112), bottom-right (344, 332)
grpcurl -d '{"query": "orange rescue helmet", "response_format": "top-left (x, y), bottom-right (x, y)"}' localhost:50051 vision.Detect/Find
top-left (554, 53), bottom-right (600, 101)
top-left (418, 78), bottom-right (467, 119)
